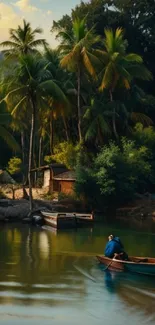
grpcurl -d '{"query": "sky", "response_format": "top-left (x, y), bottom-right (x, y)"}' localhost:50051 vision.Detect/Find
top-left (0, 0), bottom-right (83, 47)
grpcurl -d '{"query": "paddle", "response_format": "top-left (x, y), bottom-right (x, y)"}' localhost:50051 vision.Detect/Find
top-left (102, 259), bottom-right (114, 271)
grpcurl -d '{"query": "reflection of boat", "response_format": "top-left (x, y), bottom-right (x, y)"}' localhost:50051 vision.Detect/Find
top-left (41, 211), bottom-right (76, 229)
top-left (96, 255), bottom-right (155, 276)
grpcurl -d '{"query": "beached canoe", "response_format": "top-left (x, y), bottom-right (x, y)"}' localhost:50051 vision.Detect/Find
top-left (96, 255), bottom-right (155, 276)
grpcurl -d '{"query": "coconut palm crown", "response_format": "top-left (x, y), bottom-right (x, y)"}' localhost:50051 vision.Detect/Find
top-left (0, 19), bottom-right (48, 56)
top-left (57, 17), bottom-right (101, 141)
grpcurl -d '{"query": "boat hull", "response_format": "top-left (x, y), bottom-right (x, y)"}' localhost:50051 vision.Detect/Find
top-left (42, 212), bottom-right (76, 229)
top-left (75, 213), bottom-right (94, 227)
top-left (41, 211), bottom-right (93, 229)
top-left (96, 255), bottom-right (155, 276)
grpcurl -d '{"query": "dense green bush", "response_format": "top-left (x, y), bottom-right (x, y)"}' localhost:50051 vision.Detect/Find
top-left (95, 139), bottom-right (152, 206)
top-left (44, 142), bottom-right (81, 169)
top-left (74, 135), bottom-right (155, 210)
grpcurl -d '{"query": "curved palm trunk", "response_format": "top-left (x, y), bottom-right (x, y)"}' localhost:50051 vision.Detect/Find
top-left (77, 66), bottom-right (82, 142)
top-left (28, 98), bottom-right (36, 211)
top-left (50, 111), bottom-right (54, 155)
top-left (39, 136), bottom-right (42, 167)
top-left (21, 131), bottom-right (26, 183)
top-left (110, 90), bottom-right (118, 140)
top-left (62, 115), bottom-right (69, 141)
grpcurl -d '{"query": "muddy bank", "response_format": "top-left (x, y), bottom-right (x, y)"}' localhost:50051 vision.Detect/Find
top-left (116, 197), bottom-right (155, 225)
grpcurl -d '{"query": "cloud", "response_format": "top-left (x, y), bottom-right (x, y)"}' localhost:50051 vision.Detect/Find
top-left (46, 10), bottom-right (52, 15)
top-left (14, 0), bottom-right (39, 12)
top-left (0, 3), bottom-right (22, 41)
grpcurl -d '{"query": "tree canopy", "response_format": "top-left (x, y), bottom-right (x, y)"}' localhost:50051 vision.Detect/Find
top-left (0, 2), bottom-right (155, 212)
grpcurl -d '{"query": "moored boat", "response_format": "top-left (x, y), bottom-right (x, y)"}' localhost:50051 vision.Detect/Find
top-left (96, 255), bottom-right (155, 276)
top-left (41, 211), bottom-right (76, 229)
top-left (74, 213), bottom-right (94, 226)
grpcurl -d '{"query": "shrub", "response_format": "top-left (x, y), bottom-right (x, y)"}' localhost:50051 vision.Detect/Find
top-left (95, 139), bottom-right (152, 206)
top-left (44, 142), bottom-right (81, 169)
top-left (7, 157), bottom-right (22, 175)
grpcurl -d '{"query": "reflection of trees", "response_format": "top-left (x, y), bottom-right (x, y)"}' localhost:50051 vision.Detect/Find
top-left (0, 225), bottom-right (89, 307)
top-left (1, 224), bottom-right (155, 310)
top-left (117, 277), bottom-right (155, 320)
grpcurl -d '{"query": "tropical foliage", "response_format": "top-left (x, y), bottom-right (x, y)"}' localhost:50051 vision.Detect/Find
top-left (0, 19), bottom-right (47, 56)
top-left (0, 2), bottom-right (155, 212)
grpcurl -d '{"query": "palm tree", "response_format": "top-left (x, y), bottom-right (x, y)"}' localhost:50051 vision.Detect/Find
top-left (1, 54), bottom-right (68, 211)
top-left (83, 96), bottom-right (111, 145)
top-left (44, 47), bottom-right (76, 152)
top-left (0, 111), bottom-right (20, 152)
top-left (58, 17), bottom-right (100, 142)
top-left (0, 100), bottom-right (20, 151)
top-left (95, 28), bottom-right (152, 139)
top-left (0, 19), bottom-right (47, 56)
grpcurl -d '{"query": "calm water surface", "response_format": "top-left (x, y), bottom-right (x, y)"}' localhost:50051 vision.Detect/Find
top-left (0, 222), bottom-right (155, 325)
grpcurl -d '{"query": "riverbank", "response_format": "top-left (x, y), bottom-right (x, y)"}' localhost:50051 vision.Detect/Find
top-left (0, 199), bottom-right (52, 222)
top-left (116, 195), bottom-right (155, 225)
top-left (0, 196), bottom-right (90, 223)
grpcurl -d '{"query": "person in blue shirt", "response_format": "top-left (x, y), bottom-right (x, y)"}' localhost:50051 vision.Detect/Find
top-left (105, 234), bottom-right (128, 260)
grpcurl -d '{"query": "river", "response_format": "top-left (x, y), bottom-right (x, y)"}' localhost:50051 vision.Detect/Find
top-left (0, 222), bottom-right (155, 325)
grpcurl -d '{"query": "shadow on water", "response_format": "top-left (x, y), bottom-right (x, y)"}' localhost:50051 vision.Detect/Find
top-left (97, 263), bottom-right (155, 322)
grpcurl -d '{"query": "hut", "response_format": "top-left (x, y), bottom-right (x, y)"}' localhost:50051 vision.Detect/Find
top-left (53, 171), bottom-right (76, 195)
top-left (31, 164), bottom-right (74, 193)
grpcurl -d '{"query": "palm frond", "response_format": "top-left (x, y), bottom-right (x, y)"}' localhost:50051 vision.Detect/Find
top-left (11, 96), bottom-right (27, 116)
top-left (40, 80), bottom-right (69, 106)
top-left (2, 86), bottom-right (28, 103)
top-left (123, 78), bottom-right (130, 89)
top-left (0, 125), bottom-right (20, 151)
top-left (93, 49), bottom-right (109, 64)
top-left (57, 31), bottom-right (74, 45)
top-left (73, 17), bottom-right (86, 42)
top-left (29, 39), bottom-right (48, 48)
top-left (0, 41), bottom-right (20, 49)
top-left (82, 49), bottom-right (98, 78)
top-left (127, 64), bottom-right (152, 81)
top-left (99, 62), bottom-right (114, 91)
top-left (131, 112), bottom-right (153, 126)
top-left (125, 53), bottom-right (143, 63)
top-left (85, 119), bottom-right (98, 140)
top-left (104, 28), bottom-right (126, 55)
top-left (60, 50), bottom-right (78, 71)
top-left (32, 27), bottom-right (43, 34)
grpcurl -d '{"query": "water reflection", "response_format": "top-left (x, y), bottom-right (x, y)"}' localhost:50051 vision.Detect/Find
top-left (0, 223), bottom-right (155, 325)
top-left (98, 266), bottom-right (155, 322)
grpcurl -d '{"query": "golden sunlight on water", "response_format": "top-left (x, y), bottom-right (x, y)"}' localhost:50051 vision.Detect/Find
top-left (0, 223), bottom-right (155, 325)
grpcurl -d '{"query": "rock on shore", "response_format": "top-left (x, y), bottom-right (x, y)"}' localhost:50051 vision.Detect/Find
top-left (0, 197), bottom-right (89, 222)
top-left (0, 199), bottom-right (53, 222)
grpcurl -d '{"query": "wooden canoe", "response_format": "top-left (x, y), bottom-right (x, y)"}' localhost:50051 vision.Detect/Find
top-left (96, 255), bottom-right (155, 276)
top-left (41, 211), bottom-right (76, 229)
top-left (41, 211), bottom-right (93, 229)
